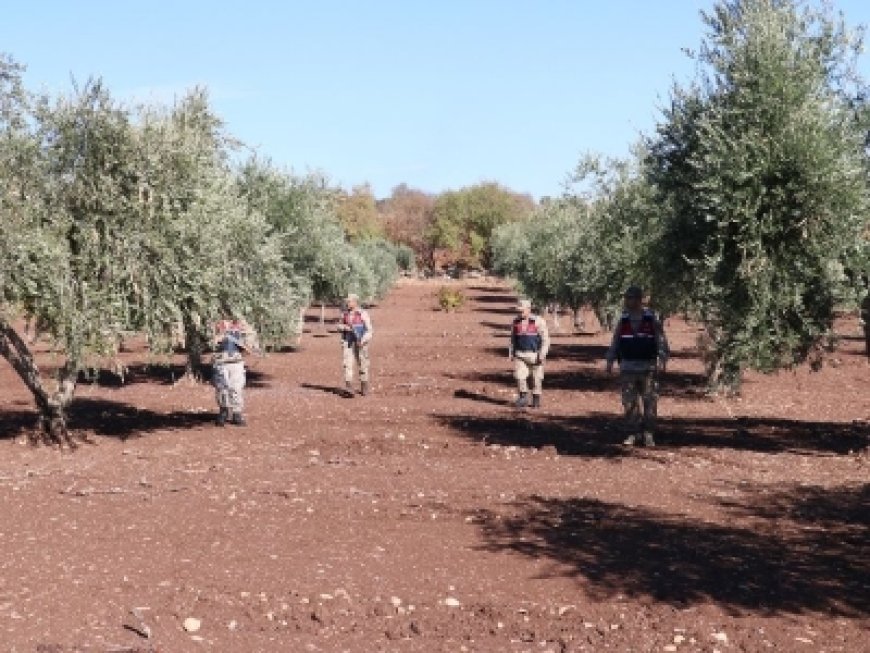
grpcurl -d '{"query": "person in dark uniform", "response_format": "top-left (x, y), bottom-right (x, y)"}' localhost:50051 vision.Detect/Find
top-left (509, 299), bottom-right (550, 408)
top-left (605, 286), bottom-right (669, 445)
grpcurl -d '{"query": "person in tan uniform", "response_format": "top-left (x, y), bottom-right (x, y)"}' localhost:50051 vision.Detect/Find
top-left (338, 293), bottom-right (373, 397)
top-left (212, 313), bottom-right (258, 426)
top-left (605, 286), bottom-right (669, 446)
top-left (509, 299), bottom-right (550, 408)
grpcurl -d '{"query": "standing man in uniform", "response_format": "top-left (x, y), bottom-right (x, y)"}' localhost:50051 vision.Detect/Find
top-left (509, 299), bottom-right (550, 408)
top-left (605, 286), bottom-right (669, 446)
top-left (212, 312), bottom-right (257, 426)
top-left (338, 293), bottom-right (373, 397)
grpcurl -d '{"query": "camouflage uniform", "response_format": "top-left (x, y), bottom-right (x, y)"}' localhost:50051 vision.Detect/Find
top-left (212, 318), bottom-right (255, 426)
top-left (510, 299), bottom-right (550, 408)
top-left (606, 288), bottom-right (669, 445)
top-left (339, 294), bottom-right (373, 396)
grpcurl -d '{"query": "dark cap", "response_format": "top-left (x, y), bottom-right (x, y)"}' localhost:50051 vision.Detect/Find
top-left (624, 285), bottom-right (643, 299)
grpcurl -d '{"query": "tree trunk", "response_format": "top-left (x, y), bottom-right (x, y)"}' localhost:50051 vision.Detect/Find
top-left (183, 314), bottom-right (205, 380)
top-left (699, 325), bottom-right (741, 395)
top-left (861, 291), bottom-right (870, 360)
top-left (295, 306), bottom-right (305, 346)
top-left (0, 318), bottom-right (76, 445)
top-left (550, 304), bottom-right (561, 333)
top-left (320, 303), bottom-right (326, 326)
top-left (573, 307), bottom-right (584, 334)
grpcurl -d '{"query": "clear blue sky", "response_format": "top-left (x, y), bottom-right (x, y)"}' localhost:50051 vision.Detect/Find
top-left (3, 1), bottom-right (870, 200)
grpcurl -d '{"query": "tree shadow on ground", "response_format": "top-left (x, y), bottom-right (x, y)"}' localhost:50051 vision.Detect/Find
top-left (545, 343), bottom-right (610, 363)
top-left (453, 369), bottom-right (614, 393)
top-left (715, 482), bottom-right (870, 532)
top-left (0, 398), bottom-right (217, 442)
top-left (300, 382), bottom-right (354, 398)
top-left (478, 343), bottom-right (611, 362)
top-left (471, 293), bottom-right (516, 304)
top-left (658, 415), bottom-right (868, 455)
top-left (453, 388), bottom-right (513, 407)
top-left (666, 348), bottom-right (702, 359)
top-left (476, 486), bottom-right (869, 616)
top-left (455, 367), bottom-right (709, 400)
top-left (467, 285), bottom-right (509, 293)
top-left (471, 293), bottom-right (518, 316)
top-left (0, 410), bottom-right (38, 441)
top-left (475, 306), bottom-right (518, 316)
top-left (435, 412), bottom-right (627, 457)
top-left (75, 364), bottom-right (271, 388)
top-left (480, 321), bottom-right (512, 332)
top-left (438, 411), bottom-right (868, 456)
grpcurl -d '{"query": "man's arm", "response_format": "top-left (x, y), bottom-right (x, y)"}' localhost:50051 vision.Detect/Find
top-left (537, 317), bottom-right (550, 361)
top-left (605, 322), bottom-right (621, 372)
top-left (360, 311), bottom-right (373, 345)
top-left (240, 320), bottom-right (262, 354)
top-left (655, 316), bottom-right (669, 370)
top-left (508, 320), bottom-right (516, 359)
top-left (212, 321), bottom-right (226, 347)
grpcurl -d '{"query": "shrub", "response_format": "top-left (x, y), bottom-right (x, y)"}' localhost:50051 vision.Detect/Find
top-left (437, 286), bottom-right (465, 312)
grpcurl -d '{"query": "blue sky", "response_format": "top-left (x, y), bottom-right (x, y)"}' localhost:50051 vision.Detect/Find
top-left (3, 1), bottom-right (870, 200)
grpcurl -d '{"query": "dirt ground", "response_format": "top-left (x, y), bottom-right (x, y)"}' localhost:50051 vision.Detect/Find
top-left (0, 278), bottom-right (867, 653)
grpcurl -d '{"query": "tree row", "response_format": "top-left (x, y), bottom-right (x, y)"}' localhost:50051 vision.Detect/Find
top-left (491, 0), bottom-right (870, 390)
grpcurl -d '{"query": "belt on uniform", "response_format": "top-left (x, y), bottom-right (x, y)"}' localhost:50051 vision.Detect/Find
top-left (214, 354), bottom-right (243, 364)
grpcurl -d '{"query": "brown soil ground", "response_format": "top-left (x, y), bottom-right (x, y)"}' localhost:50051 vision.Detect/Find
top-left (0, 278), bottom-right (868, 653)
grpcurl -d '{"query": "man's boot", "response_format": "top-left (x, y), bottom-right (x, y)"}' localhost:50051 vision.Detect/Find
top-left (344, 381), bottom-right (355, 398)
top-left (216, 407), bottom-right (228, 426)
top-left (231, 412), bottom-right (246, 426)
top-left (515, 392), bottom-right (529, 408)
top-left (361, 381), bottom-right (369, 396)
top-left (531, 394), bottom-right (541, 408)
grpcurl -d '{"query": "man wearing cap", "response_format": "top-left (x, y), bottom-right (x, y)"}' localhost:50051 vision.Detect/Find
top-left (338, 293), bottom-right (373, 397)
top-left (605, 286), bottom-right (669, 445)
top-left (509, 299), bottom-right (550, 408)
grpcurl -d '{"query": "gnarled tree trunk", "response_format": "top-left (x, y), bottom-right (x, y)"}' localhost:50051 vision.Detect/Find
top-left (183, 314), bottom-right (206, 380)
top-left (0, 318), bottom-right (77, 445)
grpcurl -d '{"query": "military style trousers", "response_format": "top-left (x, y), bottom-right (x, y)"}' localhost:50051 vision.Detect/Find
top-left (213, 360), bottom-right (246, 413)
top-left (620, 370), bottom-right (658, 433)
top-left (343, 342), bottom-right (370, 383)
top-left (513, 350), bottom-right (544, 395)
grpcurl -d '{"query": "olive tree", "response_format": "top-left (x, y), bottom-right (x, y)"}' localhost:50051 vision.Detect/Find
top-left (0, 72), bottom-right (157, 442)
top-left (491, 151), bottom-right (661, 329)
top-left (646, 0), bottom-right (870, 388)
top-left (137, 92), bottom-right (307, 371)
top-left (354, 238), bottom-right (401, 300)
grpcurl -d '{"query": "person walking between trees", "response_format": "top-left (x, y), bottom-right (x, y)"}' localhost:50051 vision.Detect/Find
top-left (605, 286), bottom-right (669, 446)
top-left (338, 293), bottom-right (373, 397)
top-left (212, 312), bottom-right (257, 426)
top-left (510, 299), bottom-right (550, 408)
